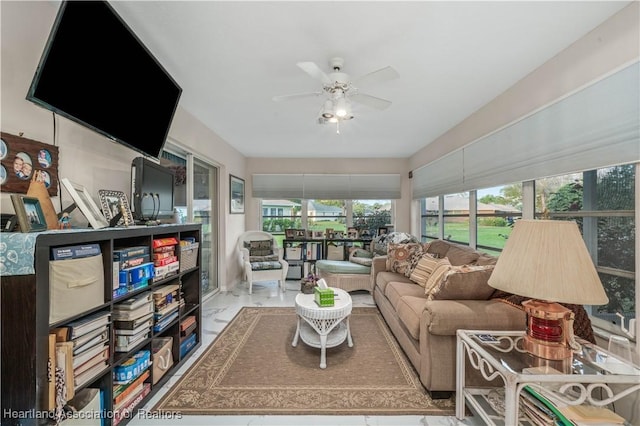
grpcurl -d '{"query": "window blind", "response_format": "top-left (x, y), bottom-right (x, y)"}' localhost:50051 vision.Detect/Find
top-left (412, 62), bottom-right (640, 199)
top-left (252, 173), bottom-right (401, 199)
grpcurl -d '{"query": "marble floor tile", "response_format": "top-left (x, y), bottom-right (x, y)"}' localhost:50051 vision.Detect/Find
top-left (127, 280), bottom-right (482, 426)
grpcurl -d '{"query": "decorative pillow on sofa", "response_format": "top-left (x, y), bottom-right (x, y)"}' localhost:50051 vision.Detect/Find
top-left (425, 240), bottom-right (480, 265)
top-left (423, 258), bottom-right (452, 295)
top-left (427, 264), bottom-right (495, 301)
top-left (386, 243), bottom-right (423, 277)
top-left (372, 232), bottom-right (419, 256)
top-left (409, 253), bottom-right (440, 287)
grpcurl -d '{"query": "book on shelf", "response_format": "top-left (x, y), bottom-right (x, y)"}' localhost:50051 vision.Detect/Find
top-left (153, 283), bottom-right (180, 306)
top-left (114, 319), bottom-right (153, 336)
top-left (180, 321), bottom-right (197, 337)
top-left (51, 243), bottom-right (101, 260)
top-left (113, 312), bottom-right (154, 330)
top-left (116, 292), bottom-right (152, 310)
top-left (46, 334), bottom-right (56, 410)
top-left (521, 386), bottom-right (573, 426)
top-left (74, 345), bottom-right (109, 376)
top-left (115, 331), bottom-right (149, 353)
top-left (154, 311), bottom-right (179, 333)
top-left (113, 383), bottom-right (151, 426)
top-left (59, 311), bottom-right (110, 339)
top-left (180, 315), bottom-right (196, 331)
top-left (115, 327), bottom-right (150, 347)
top-left (113, 370), bottom-right (150, 405)
top-left (154, 300), bottom-right (179, 320)
top-left (73, 342), bottom-right (109, 369)
top-left (112, 300), bottom-right (154, 321)
top-left (74, 361), bottom-right (108, 389)
top-left (73, 329), bottom-right (109, 355)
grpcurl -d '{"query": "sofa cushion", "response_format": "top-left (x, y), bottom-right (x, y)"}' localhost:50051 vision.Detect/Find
top-left (428, 264), bottom-right (496, 300)
top-left (376, 271), bottom-right (413, 294)
top-left (442, 244), bottom-right (480, 266)
top-left (385, 281), bottom-right (426, 311)
top-left (409, 254), bottom-right (440, 287)
top-left (386, 243), bottom-right (423, 276)
top-left (315, 259), bottom-right (371, 275)
top-left (423, 258), bottom-right (452, 295)
top-left (396, 296), bottom-right (428, 340)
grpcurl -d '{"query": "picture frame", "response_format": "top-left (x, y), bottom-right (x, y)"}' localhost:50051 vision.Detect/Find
top-left (294, 229), bottom-right (306, 239)
top-left (60, 178), bottom-right (109, 229)
top-left (10, 194), bottom-right (47, 232)
top-left (285, 228), bottom-right (296, 239)
top-left (229, 174), bottom-right (245, 214)
top-left (377, 227), bottom-right (388, 236)
top-left (98, 189), bottom-right (134, 227)
top-left (312, 230), bottom-right (324, 239)
top-left (347, 227), bottom-right (358, 239)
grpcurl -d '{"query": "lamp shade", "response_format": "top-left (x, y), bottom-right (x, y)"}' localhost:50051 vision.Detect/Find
top-left (487, 220), bottom-right (608, 305)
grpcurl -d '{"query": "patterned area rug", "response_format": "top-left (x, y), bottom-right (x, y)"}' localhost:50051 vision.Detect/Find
top-left (153, 306), bottom-right (455, 415)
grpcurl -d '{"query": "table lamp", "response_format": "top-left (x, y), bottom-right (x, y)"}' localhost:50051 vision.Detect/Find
top-left (488, 220), bottom-right (608, 360)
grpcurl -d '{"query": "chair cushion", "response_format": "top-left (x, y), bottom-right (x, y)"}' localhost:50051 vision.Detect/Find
top-left (249, 254), bottom-right (279, 262)
top-left (250, 261), bottom-right (282, 271)
top-left (315, 260), bottom-right (370, 274)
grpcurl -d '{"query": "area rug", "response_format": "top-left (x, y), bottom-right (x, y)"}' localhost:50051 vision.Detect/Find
top-left (153, 306), bottom-right (455, 415)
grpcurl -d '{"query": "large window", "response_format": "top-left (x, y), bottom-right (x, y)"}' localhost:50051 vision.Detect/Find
top-left (443, 193), bottom-right (470, 245)
top-left (535, 165), bottom-right (636, 328)
top-left (476, 183), bottom-right (522, 254)
top-left (261, 199), bottom-right (393, 242)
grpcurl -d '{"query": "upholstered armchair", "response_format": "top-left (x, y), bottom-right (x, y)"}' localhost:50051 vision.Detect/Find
top-left (237, 231), bottom-right (289, 294)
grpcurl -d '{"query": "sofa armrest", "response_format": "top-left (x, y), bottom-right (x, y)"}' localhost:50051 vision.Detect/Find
top-left (371, 255), bottom-right (388, 280)
top-left (423, 299), bottom-right (526, 336)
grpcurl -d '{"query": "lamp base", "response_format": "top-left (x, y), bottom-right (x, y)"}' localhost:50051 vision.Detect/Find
top-left (522, 299), bottom-right (575, 360)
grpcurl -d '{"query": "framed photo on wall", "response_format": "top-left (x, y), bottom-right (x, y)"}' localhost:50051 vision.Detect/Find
top-left (229, 175), bottom-right (245, 214)
top-left (10, 194), bottom-right (47, 232)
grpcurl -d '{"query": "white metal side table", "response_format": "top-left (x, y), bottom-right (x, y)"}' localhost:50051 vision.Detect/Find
top-left (292, 287), bottom-right (353, 369)
top-left (456, 329), bottom-right (640, 425)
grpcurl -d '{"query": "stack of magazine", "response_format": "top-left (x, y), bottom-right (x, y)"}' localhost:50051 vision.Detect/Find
top-left (113, 292), bottom-right (153, 352)
top-left (51, 310), bottom-right (111, 390)
top-left (153, 282), bottom-right (180, 333)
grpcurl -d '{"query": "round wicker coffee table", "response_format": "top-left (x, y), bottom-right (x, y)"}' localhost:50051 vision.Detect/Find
top-left (292, 287), bottom-right (353, 369)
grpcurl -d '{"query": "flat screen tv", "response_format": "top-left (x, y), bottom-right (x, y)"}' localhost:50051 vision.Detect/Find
top-left (131, 157), bottom-right (175, 222)
top-left (26, 1), bottom-right (182, 159)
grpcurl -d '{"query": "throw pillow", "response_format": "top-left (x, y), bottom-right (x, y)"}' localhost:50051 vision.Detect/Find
top-left (423, 257), bottom-right (452, 296)
top-left (372, 232), bottom-right (419, 256)
top-left (386, 243), bottom-right (423, 277)
top-left (349, 248), bottom-right (373, 267)
top-left (244, 240), bottom-right (273, 257)
top-left (409, 253), bottom-right (440, 287)
top-left (427, 264), bottom-right (496, 301)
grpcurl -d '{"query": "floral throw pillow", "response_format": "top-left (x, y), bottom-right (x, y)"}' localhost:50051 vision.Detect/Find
top-left (386, 243), bottom-right (423, 276)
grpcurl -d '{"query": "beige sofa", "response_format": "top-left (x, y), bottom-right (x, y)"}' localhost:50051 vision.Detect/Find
top-left (371, 239), bottom-right (526, 398)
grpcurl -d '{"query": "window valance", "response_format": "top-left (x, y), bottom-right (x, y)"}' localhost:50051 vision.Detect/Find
top-left (253, 173), bottom-right (401, 200)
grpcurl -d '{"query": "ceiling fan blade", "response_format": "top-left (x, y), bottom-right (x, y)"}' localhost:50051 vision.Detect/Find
top-left (351, 93), bottom-right (392, 110)
top-left (272, 91), bottom-right (323, 102)
top-left (353, 66), bottom-right (399, 87)
top-left (297, 62), bottom-right (331, 85)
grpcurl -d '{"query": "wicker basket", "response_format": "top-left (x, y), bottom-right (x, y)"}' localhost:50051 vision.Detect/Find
top-left (179, 242), bottom-right (199, 272)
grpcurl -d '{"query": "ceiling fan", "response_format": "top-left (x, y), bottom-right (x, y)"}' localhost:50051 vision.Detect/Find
top-left (273, 57), bottom-right (399, 131)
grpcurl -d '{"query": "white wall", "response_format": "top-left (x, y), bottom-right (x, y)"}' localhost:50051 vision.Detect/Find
top-left (0, 1), bottom-right (247, 291)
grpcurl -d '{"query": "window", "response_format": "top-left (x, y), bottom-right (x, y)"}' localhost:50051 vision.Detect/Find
top-left (476, 183), bottom-right (522, 254)
top-left (420, 196), bottom-right (440, 241)
top-left (261, 199), bottom-right (394, 241)
top-left (535, 165), bottom-right (636, 329)
top-left (443, 193), bottom-right (470, 245)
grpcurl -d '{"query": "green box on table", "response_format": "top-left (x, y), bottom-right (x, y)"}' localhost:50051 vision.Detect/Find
top-left (314, 287), bottom-right (335, 307)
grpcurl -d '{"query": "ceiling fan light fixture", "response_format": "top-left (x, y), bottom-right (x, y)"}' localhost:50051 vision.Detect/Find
top-left (321, 99), bottom-right (334, 118)
top-left (335, 97), bottom-right (348, 117)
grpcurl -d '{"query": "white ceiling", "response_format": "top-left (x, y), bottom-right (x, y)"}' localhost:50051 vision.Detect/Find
top-left (110, 1), bottom-right (630, 159)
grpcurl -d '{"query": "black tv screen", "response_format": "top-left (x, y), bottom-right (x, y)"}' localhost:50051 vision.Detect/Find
top-left (27, 1), bottom-right (182, 159)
